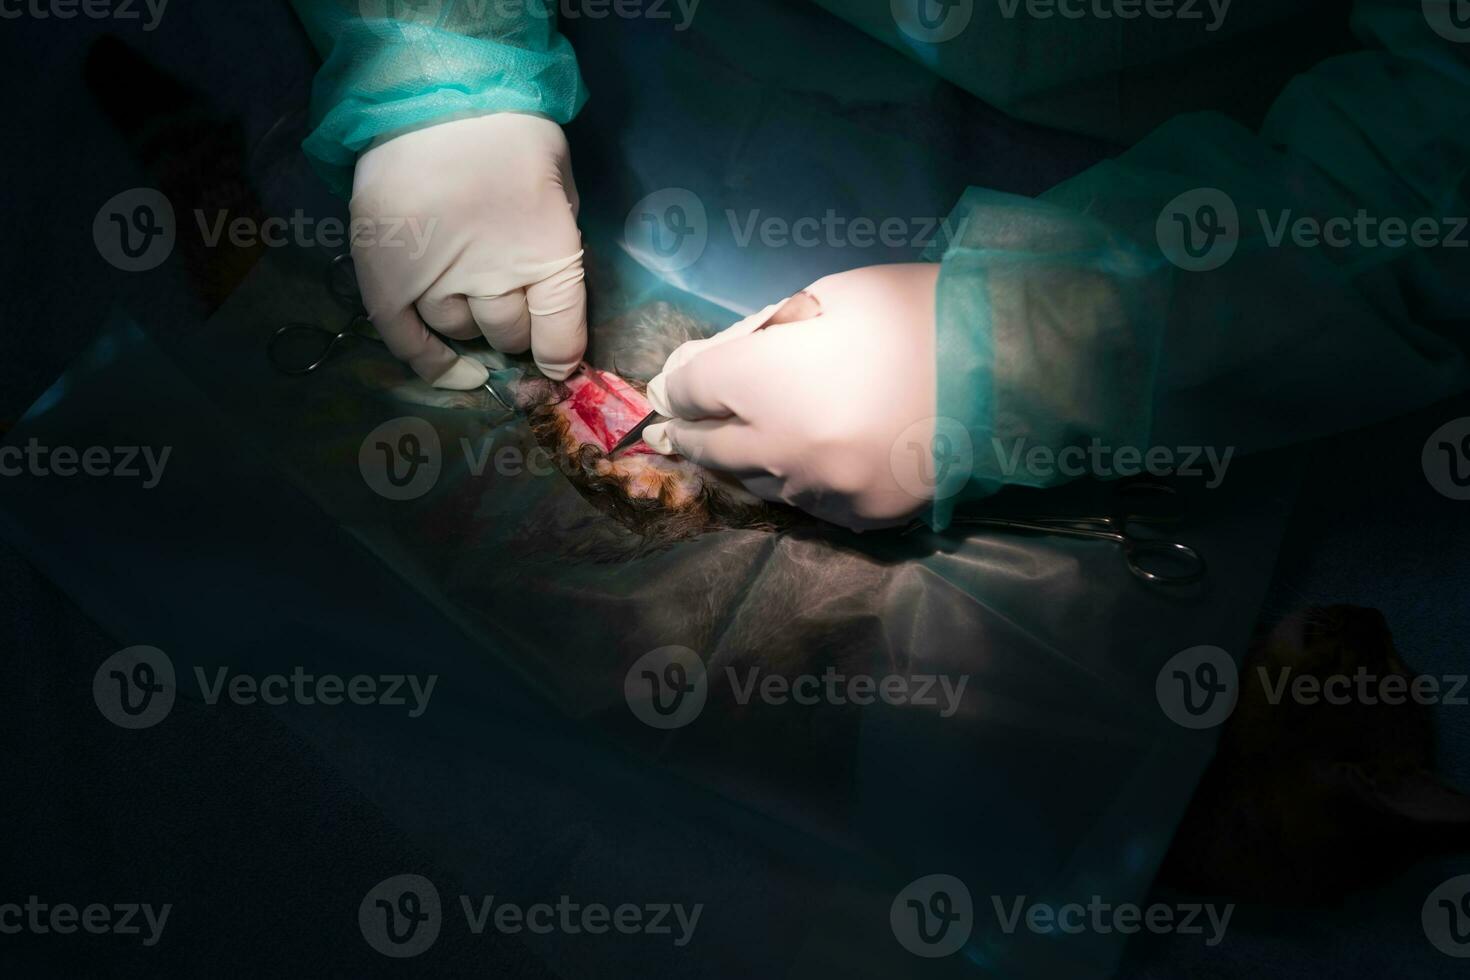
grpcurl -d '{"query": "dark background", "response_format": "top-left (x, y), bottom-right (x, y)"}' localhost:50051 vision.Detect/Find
top-left (1, 3), bottom-right (1468, 977)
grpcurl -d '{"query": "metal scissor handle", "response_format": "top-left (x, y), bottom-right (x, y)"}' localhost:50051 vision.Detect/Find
top-left (1118, 537), bottom-right (1207, 586)
top-left (944, 513), bottom-right (1206, 588)
top-left (266, 252), bottom-right (515, 418)
top-left (267, 315), bottom-right (380, 376)
top-left (1107, 481), bottom-right (1204, 585)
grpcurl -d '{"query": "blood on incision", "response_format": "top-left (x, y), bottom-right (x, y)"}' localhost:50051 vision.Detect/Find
top-left (564, 373), bottom-right (655, 453)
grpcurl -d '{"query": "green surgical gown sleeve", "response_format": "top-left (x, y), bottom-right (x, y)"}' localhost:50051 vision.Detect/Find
top-left (287, 0), bottom-right (589, 196)
top-left (928, 0), bottom-right (1470, 528)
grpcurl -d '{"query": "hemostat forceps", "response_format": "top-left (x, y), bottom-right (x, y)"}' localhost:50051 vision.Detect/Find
top-left (950, 481), bottom-right (1206, 587)
top-left (266, 252), bottom-right (513, 414)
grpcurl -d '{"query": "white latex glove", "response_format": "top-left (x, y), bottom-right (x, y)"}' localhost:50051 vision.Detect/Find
top-left (349, 112), bottom-right (587, 386)
top-left (643, 264), bottom-right (941, 530)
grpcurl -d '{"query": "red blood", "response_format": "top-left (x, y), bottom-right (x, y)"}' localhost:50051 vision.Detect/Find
top-left (563, 370), bottom-right (654, 452)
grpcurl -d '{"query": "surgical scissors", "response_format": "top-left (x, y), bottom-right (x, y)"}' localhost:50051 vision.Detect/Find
top-left (949, 481), bottom-right (1206, 587)
top-left (266, 252), bottom-right (513, 413)
top-left (267, 253), bottom-right (382, 375)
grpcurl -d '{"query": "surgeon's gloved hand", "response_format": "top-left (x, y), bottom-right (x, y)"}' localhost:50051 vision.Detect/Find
top-left (643, 264), bottom-right (941, 531)
top-left (350, 112), bottom-right (587, 387)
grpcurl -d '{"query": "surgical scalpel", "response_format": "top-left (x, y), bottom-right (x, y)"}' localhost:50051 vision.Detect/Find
top-left (606, 291), bottom-right (819, 456)
top-left (605, 409), bottom-right (668, 456)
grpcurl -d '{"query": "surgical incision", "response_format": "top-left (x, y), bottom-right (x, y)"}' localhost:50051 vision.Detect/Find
top-left (516, 364), bottom-right (785, 543)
